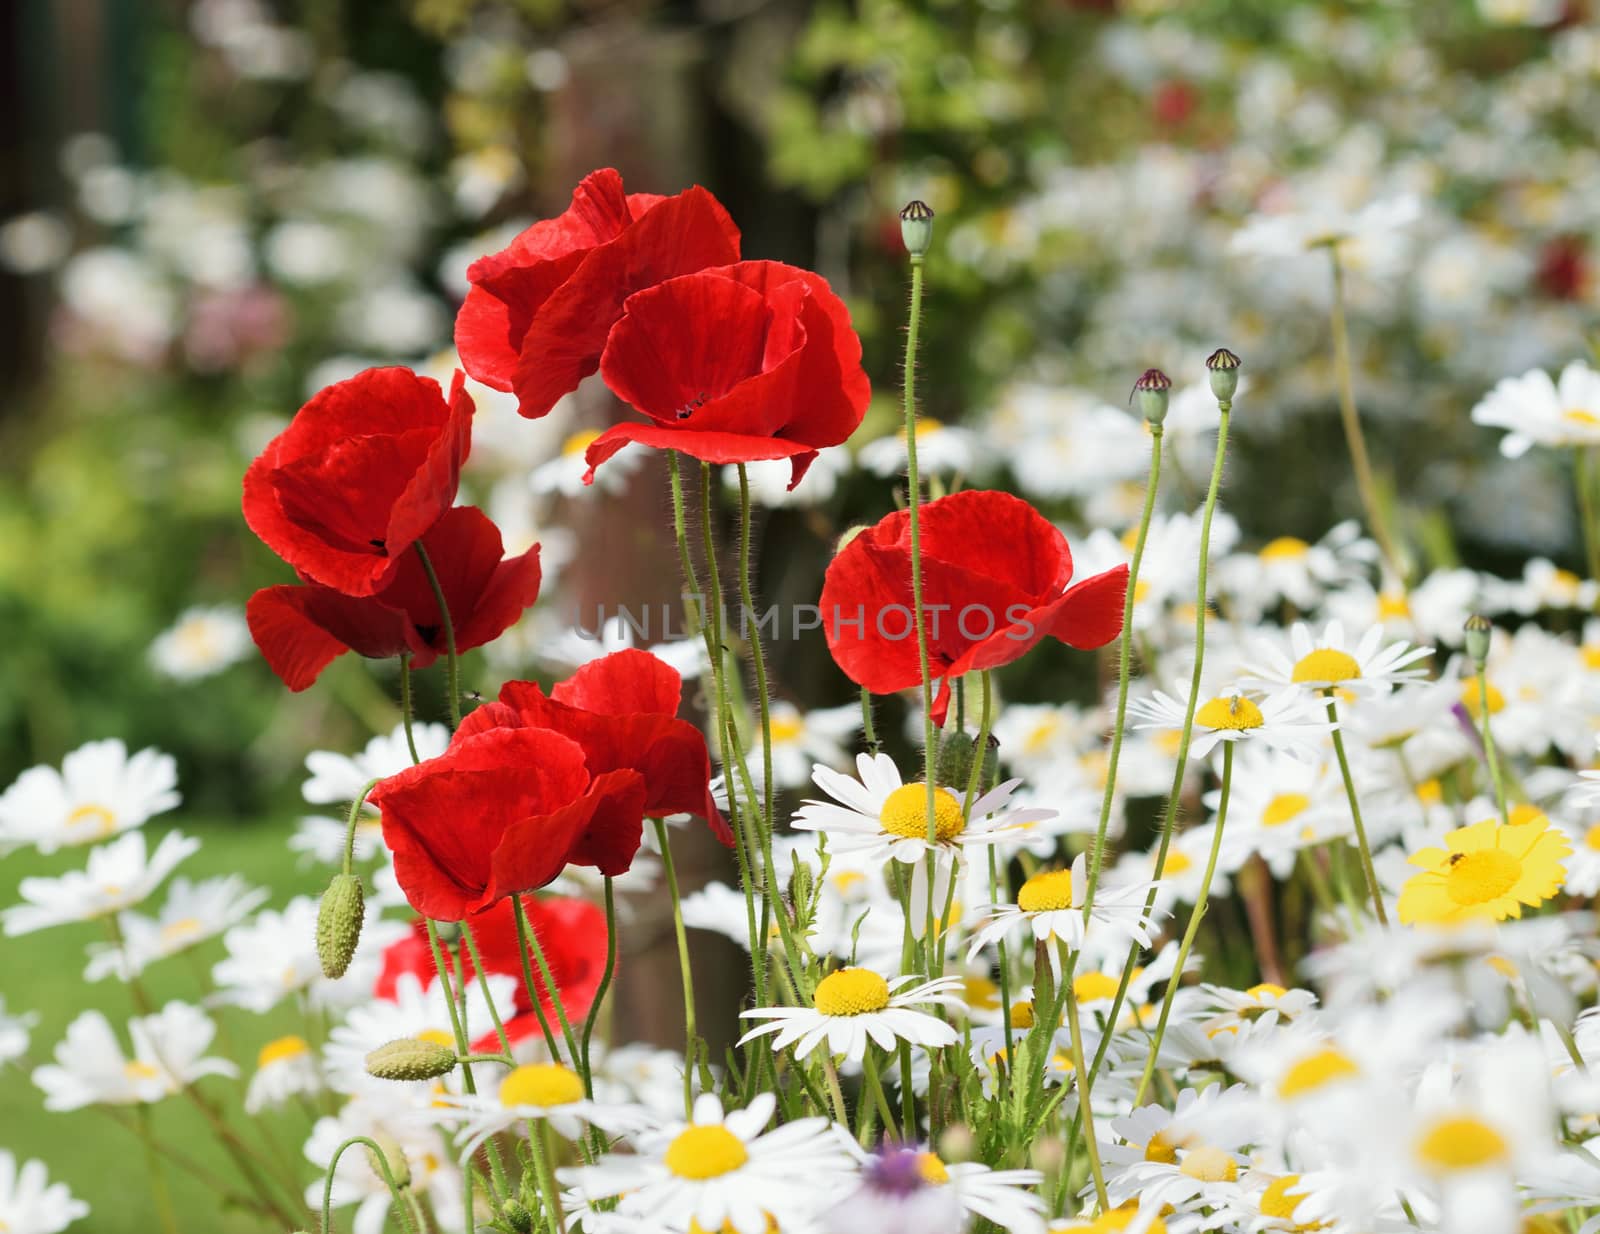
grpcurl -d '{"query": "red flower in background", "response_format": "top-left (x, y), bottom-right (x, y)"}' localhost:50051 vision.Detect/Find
top-left (820, 490), bottom-right (1128, 724)
top-left (247, 506), bottom-right (541, 691)
top-left (372, 726), bottom-right (648, 921)
top-left (377, 894), bottom-right (607, 1047)
top-left (460, 649), bottom-right (731, 848)
top-left (242, 366), bottom-right (473, 596)
top-left (583, 261), bottom-right (870, 491)
top-left (455, 167), bottom-right (741, 421)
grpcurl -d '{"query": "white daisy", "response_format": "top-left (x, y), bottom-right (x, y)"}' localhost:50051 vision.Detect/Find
top-left (304, 1095), bottom-right (465, 1234)
top-left (737, 969), bottom-right (963, 1061)
top-left (752, 701), bottom-right (862, 790)
top-left (147, 604), bottom-right (252, 680)
top-left (0, 1150), bottom-right (89, 1234)
top-left (212, 895), bottom-right (405, 1013)
top-left (32, 1003), bottom-right (235, 1109)
top-left (1228, 194), bottom-right (1421, 261)
top-left (939, 1159), bottom-right (1049, 1234)
top-left (722, 448), bottom-right (848, 507)
top-left (302, 722), bottom-right (450, 811)
top-left (431, 1062), bottom-right (651, 1158)
top-left (1129, 687), bottom-right (1336, 762)
top-left (0, 738), bottom-right (180, 853)
top-left (1470, 360), bottom-right (1600, 458)
top-left (289, 813), bottom-right (389, 866)
top-left (1245, 620), bottom-right (1433, 698)
top-left (823, 1143), bottom-right (964, 1234)
top-left (244, 1034), bottom-right (322, 1113)
top-left (0, 995), bottom-right (36, 1066)
top-left (858, 418), bottom-right (983, 477)
top-left (966, 853), bottom-right (1163, 974)
top-left (1568, 735), bottom-right (1600, 810)
top-left (559, 1092), bottom-right (858, 1234)
top-left (2, 830), bottom-right (199, 936)
top-left (531, 428), bottom-right (643, 497)
top-left (528, 612), bottom-right (708, 681)
top-left (84, 874), bottom-right (268, 981)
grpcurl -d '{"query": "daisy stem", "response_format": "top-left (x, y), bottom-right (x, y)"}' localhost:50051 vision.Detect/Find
top-left (340, 777), bottom-right (382, 874)
top-left (1321, 692), bottom-right (1390, 924)
top-left (899, 1039), bottom-right (916, 1132)
top-left (1328, 245), bottom-right (1405, 580)
top-left (460, 924), bottom-right (515, 1060)
top-left (1576, 447), bottom-right (1600, 584)
top-left (404, 1189), bottom-right (431, 1234)
top-left (1085, 398), bottom-right (1231, 1092)
top-left (988, 845), bottom-right (1015, 1108)
top-left (1083, 425), bottom-right (1164, 921)
top-left (821, 1054), bottom-right (852, 1128)
top-left (512, 895), bottom-right (585, 1070)
top-left (861, 1049), bottom-right (900, 1140)
top-left (398, 653), bottom-right (421, 763)
top-left (1135, 739), bottom-right (1234, 1106)
top-left (1299, 847), bottom-right (1338, 919)
top-left (1061, 948), bottom-right (1109, 1212)
top-left (411, 542), bottom-right (460, 729)
top-left (580, 877), bottom-right (618, 1096)
top-left (322, 1136), bottom-right (414, 1234)
top-left (428, 919), bottom-right (509, 1204)
top-left (1474, 673), bottom-right (1513, 828)
top-left (136, 1103), bottom-right (181, 1234)
top-left (652, 816), bottom-right (701, 1119)
top-left (530, 1119), bottom-right (566, 1233)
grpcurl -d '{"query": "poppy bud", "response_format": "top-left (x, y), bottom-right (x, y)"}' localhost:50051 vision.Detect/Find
top-left (935, 730), bottom-right (1000, 793)
top-left (1464, 613), bottom-right (1492, 667)
top-left (365, 1135), bottom-right (410, 1190)
top-left (365, 1036), bottom-right (460, 1082)
top-left (1131, 368), bottom-right (1172, 426)
top-left (502, 1200), bottom-right (535, 1233)
top-left (899, 200), bottom-right (935, 258)
top-left (1206, 347), bottom-right (1242, 402)
top-left (316, 872), bottom-right (364, 980)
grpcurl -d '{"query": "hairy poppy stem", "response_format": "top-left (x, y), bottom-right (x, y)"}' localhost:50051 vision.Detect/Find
top-left (652, 817), bottom-right (700, 1119)
top-left (1323, 691), bottom-right (1389, 925)
top-left (1087, 394), bottom-right (1231, 1093)
top-left (1082, 426), bottom-right (1164, 920)
top-left (581, 877), bottom-right (618, 1097)
top-left (411, 541), bottom-right (460, 728)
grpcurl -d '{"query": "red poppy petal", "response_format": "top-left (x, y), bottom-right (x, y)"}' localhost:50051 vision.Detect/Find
top-left (454, 541), bottom-right (543, 653)
top-left (385, 371), bottom-right (475, 552)
top-left (1040, 563), bottom-right (1129, 648)
top-left (550, 648), bottom-right (682, 716)
top-left (916, 489), bottom-right (1074, 596)
top-left (581, 424), bottom-right (817, 484)
top-left (560, 768), bottom-right (649, 876)
top-left (245, 586), bottom-right (349, 691)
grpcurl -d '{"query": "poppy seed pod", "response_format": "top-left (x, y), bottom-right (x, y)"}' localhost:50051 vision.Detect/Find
top-left (1132, 368), bottom-right (1173, 425)
top-left (935, 730), bottom-right (1000, 793)
top-left (316, 872), bottom-right (364, 980)
top-left (900, 200), bottom-right (935, 257)
top-left (1206, 348), bottom-right (1242, 402)
top-left (365, 1036), bottom-right (460, 1082)
top-left (1464, 613), bottom-right (1492, 667)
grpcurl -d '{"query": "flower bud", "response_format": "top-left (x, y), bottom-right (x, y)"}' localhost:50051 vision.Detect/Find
top-left (1131, 368), bottom-right (1172, 425)
top-left (1206, 347), bottom-right (1242, 402)
top-left (937, 1123), bottom-right (976, 1163)
top-left (365, 1036), bottom-right (460, 1082)
top-left (502, 1200), bottom-right (535, 1233)
top-left (1464, 613), bottom-right (1492, 667)
top-left (1029, 1135), bottom-right (1066, 1175)
top-left (836, 524), bottom-right (870, 554)
top-left (316, 872), bottom-right (364, 980)
top-left (935, 731), bottom-right (999, 792)
top-left (366, 1134), bottom-right (410, 1189)
top-left (787, 855), bottom-right (814, 915)
top-left (899, 200), bottom-right (935, 258)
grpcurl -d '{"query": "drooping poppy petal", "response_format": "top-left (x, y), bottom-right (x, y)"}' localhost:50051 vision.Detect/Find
top-left (242, 367), bottom-right (474, 596)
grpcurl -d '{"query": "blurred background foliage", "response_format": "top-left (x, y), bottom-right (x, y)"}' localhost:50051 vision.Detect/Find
top-left (1, 0), bottom-right (1596, 813)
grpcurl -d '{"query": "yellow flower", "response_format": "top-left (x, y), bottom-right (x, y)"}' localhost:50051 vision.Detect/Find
top-left (1397, 816), bottom-right (1570, 926)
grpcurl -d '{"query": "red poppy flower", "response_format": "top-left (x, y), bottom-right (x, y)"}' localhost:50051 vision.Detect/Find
top-left (242, 366), bottom-right (473, 596)
top-left (459, 649), bottom-right (732, 848)
top-left (246, 506), bottom-right (541, 691)
top-left (455, 167), bottom-right (741, 420)
top-left (372, 726), bottom-right (648, 921)
top-left (820, 489), bottom-right (1128, 724)
top-left (582, 261), bottom-right (870, 491)
top-left (376, 894), bottom-right (608, 1047)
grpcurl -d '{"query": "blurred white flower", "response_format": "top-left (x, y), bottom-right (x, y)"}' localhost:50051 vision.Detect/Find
top-left (0, 738), bottom-right (180, 853)
top-left (148, 605), bottom-right (252, 681)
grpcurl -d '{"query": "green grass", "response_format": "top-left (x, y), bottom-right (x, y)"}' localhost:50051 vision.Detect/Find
top-left (0, 818), bottom-right (337, 1233)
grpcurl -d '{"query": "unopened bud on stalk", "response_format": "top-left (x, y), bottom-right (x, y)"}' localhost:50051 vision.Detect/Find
top-left (1206, 347), bottom-right (1242, 402)
top-left (899, 200), bottom-right (935, 257)
top-left (935, 731), bottom-right (999, 792)
top-left (1029, 1136), bottom-right (1066, 1175)
top-left (787, 856), bottom-right (814, 914)
top-left (836, 524), bottom-right (870, 554)
top-left (365, 1036), bottom-right (459, 1082)
top-left (501, 1200), bottom-right (535, 1233)
top-left (937, 1123), bottom-right (976, 1163)
top-left (316, 872), bottom-right (364, 979)
top-left (366, 1134), bottom-right (410, 1189)
top-left (1464, 613), bottom-right (1492, 667)
top-left (1131, 368), bottom-right (1172, 425)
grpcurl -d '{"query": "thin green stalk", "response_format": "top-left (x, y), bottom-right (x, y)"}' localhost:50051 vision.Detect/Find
top-left (1473, 674), bottom-right (1512, 827)
top-left (1576, 449), bottom-right (1600, 584)
top-left (517, 896), bottom-right (583, 1064)
top-left (411, 541), bottom-right (460, 728)
top-left (860, 686), bottom-right (878, 753)
top-left (1134, 739), bottom-right (1234, 1105)
top-left (581, 878), bottom-right (618, 1095)
top-left (322, 1136), bottom-right (414, 1234)
top-left (1062, 957), bottom-right (1108, 1212)
top-left (398, 654), bottom-right (421, 763)
top-left (1083, 426), bottom-right (1163, 918)
top-left (861, 1049), bottom-right (899, 1139)
top-left (530, 1120), bottom-right (566, 1232)
top-left (341, 777), bottom-right (382, 874)
top-left (508, 896), bottom-right (575, 1064)
top-left (736, 464), bottom-right (775, 837)
top-left (653, 817), bottom-right (699, 1118)
top-left (1323, 692), bottom-right (1389, 925)
top-left (460, 924), bottom-right (514, 1059)
top-left (425, 921), bottom-right (502, 1209)
top-left (137, 1104), bottom-right (181, 1234)
top-left (1087, 399), bottom-right (1231, 1090)
top-left (1328, 245), bottom-right (1404, 578)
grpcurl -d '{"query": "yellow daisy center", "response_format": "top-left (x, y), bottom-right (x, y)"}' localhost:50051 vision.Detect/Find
top-left (1460, 677), bottom-right (1505, 718)
top-left (1378, 591), bottom-right (1411, 621)
top-left (1261, 1175), bottom-right (1327, 1229)
top-left (1262, 795), bottom-right (1310, 828)
top-left (1292, 649), bottom-right (1361, 684)
top-left (1414, 1116), bottom-right (1509, 1172)
top-left (1180, 1146), bottom-right (1237, 1183)
top-left (1145, 1131), bottom-right (1179, 1163)
top-left (1564, 409), bottom-right (1600, 428)
top-left (1247, 983), bottom-right (1287, 999)
top-left (175, 619), bottom-right (219, 659)
top-left (124, 1060), bottom-right (160, 1081)
top-left (664, 1124), bottom-right (749, 1180)
top-left (878, 783), bottom-right (965, 842)
top-left (1164, 851), bottom-right (1192, 876)
top-left (829, 870), bottom-right (866, 896)
top-left (415, 1028), bottom-right (456, 1049)
top-left (1446, 849), bottom-right (1521, 905)
top-left (769, 714), bottom-right (804, 743)
top-left (66, 804), bottom-right (117, 837)
top-left (1584, 824), bottom-right (1600, 853)
top-left (1074, 972), bottom-right (1120, 1002)
top-left (690, 1218), bottom-right (779, 1234)
top-left (1194, 695), bottom-right (1265, 732)
top-left (1094, 1206), bottom-right (1167, 1234)
top-left (499, 1063), bottom-right (584, 1109)
top-left (1509, 803), bottom-right (1546, 826)
top-left (1583, 644), bottom-right (1600, 670)
top-left (1017, 869), bottom-right (1074, 912)
top-left (964, 974), bottom-right (1000, 1012)
top-left (1417, 779), bottom-right (1443, 805)
top-left (257, 1035), bottom-right (311, 1069)
top-left (1278, 1047), bottom-right (1360, 1098)
top-left (1024, 716), bottom-right (1062, 753)
top-left (1260, 537), bottom-right (1310, 561)
top-left (915, 1152), bottom-right (949, 1185)
top-left (1008, 1000), bottom-right (1036, 1029)
top-left (160, 917), bottom-right (205, 943)
top-left (813, 968), bottom-right (891, 1016)
top-left (561, 429), bottom-right (601, 457)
